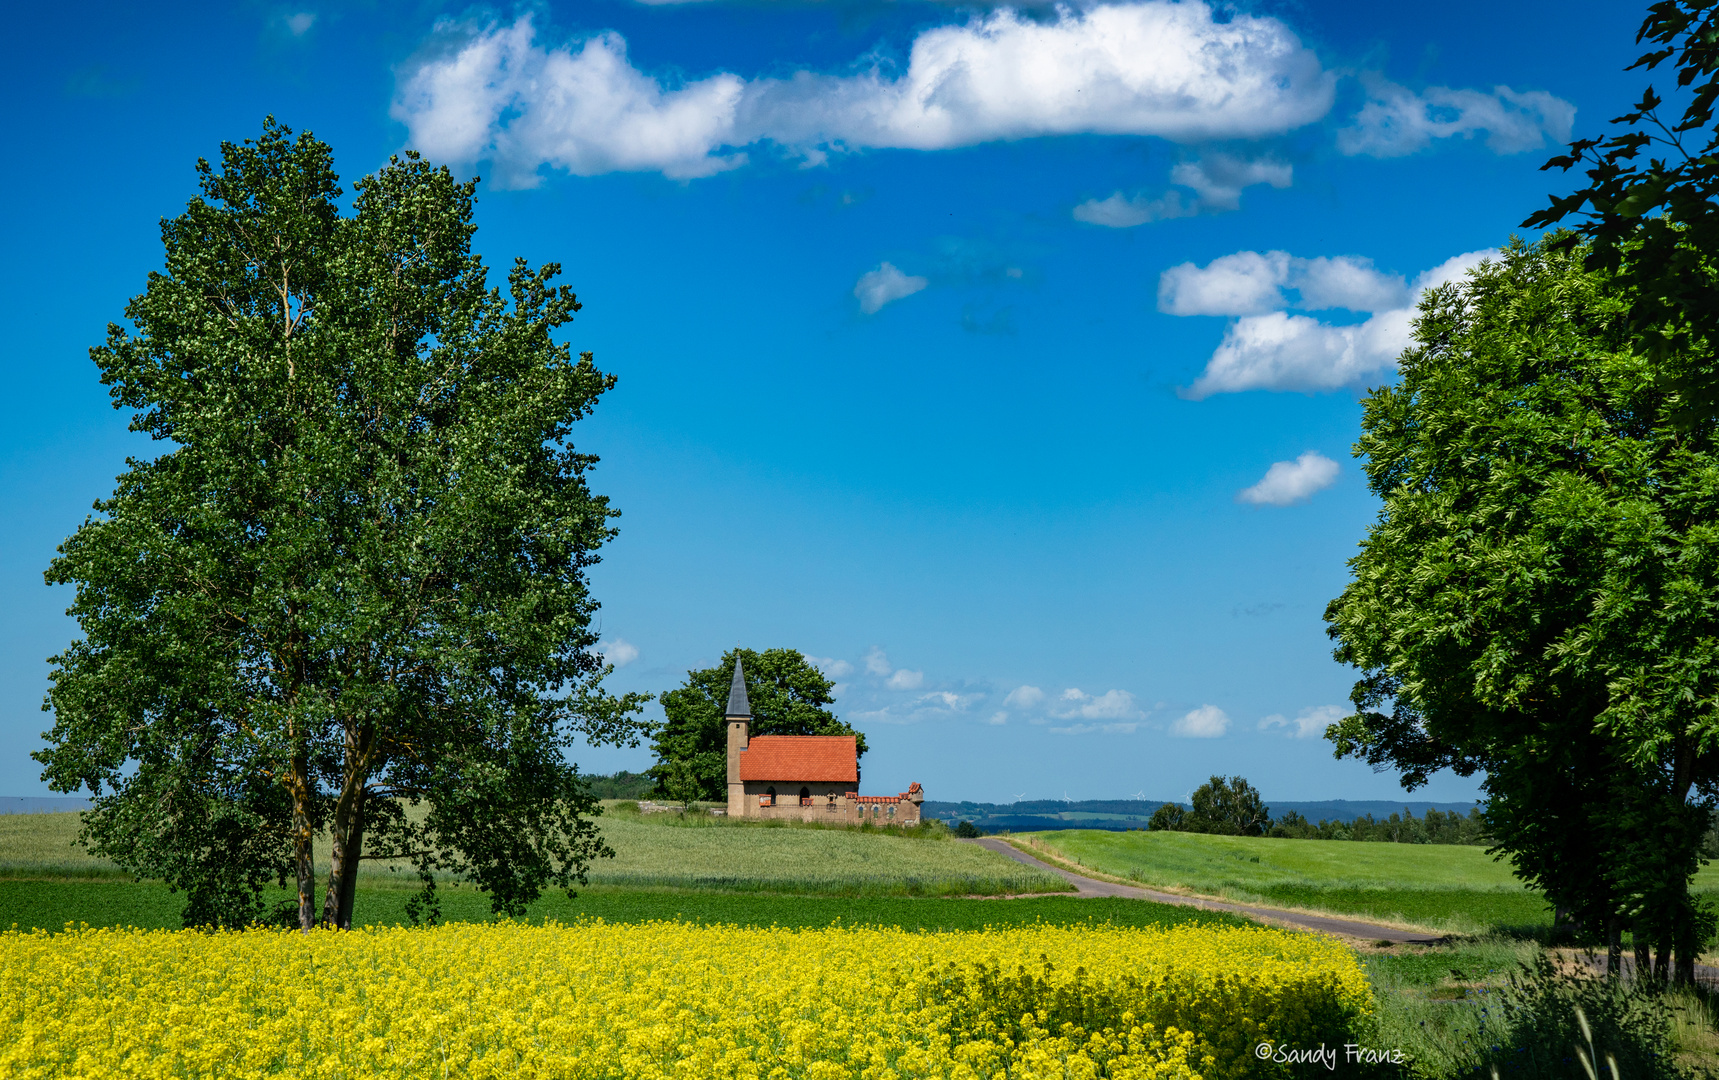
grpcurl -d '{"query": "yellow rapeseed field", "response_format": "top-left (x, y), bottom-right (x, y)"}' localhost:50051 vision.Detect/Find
top-left (0, 920), bottom-right (1370, 1080)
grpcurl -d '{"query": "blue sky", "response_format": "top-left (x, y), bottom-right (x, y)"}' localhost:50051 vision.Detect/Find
top-left (0, 0), bottom-right (1648, 804)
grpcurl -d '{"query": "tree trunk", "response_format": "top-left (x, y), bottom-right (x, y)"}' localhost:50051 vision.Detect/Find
top-left (1655, 939), bottom-right (1671, 983)
top-left (1633, 917), bottom-right (1652, 982)
top-left (1675, 903), bottom-right (1697, 986)
top-left (322, 784), bottom-right (366, 929)
top-left (290, 748), bottom-right (316, 933)
top-left (1606, 915), bottom-right (1622, 976)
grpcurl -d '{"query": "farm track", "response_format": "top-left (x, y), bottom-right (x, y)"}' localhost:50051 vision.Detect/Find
top-left (968, 837), bottom-right (1446, 944)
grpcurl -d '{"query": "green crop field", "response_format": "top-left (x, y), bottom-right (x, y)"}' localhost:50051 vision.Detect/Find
top-left (1019, 828), bottom-right (1719, 934)
top-left (0, 808), bottom-right (1066, 901)
top-left (0, 878), bottom-right (1245, 934)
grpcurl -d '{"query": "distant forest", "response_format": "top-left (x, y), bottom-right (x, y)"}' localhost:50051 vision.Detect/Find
top-left (922, 798), bottom-right (1487, 840)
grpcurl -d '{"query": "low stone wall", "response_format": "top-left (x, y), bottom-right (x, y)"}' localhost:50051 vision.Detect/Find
top-left (746, 793), bottom-right (921, 826)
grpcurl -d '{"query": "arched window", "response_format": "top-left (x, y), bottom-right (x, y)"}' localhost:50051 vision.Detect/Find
top-left (763, 785), bottom-right (776, 808)
top-left (799, 786), bottom-right (811, 806)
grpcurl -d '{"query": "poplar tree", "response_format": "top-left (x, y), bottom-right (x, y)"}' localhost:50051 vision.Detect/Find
top-left (37, 119), bottom-right (648, 930)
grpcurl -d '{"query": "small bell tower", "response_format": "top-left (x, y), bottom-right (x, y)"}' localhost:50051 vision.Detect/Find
top-left (724, 657), bottom-right (751, 817)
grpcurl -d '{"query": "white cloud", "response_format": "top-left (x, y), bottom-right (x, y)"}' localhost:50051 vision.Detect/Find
top-left (1158, 250), bottom-right (1290, 317)
top-left (1171, 704), bottom-right (1230, 738)
top-left (1073, 190), bottom-right (1196, 228)
top-left (1171, 247), bottom-right (1498, 397)
top-left (1187, 309), bottom-right (1411, 397)
top-left (804, 654), bottom-right (854, 677)
top-left (1049, 721), bottom-right (1140, 735)
top-left (392, 18), bottom-right (748, 183)
top-left (1259, 704), bottom-right (1347, 739)
top-left (1003, 685), bottom-right (1046, 709)
top-left (987, 711), bottom-right (1008, 725)
top-left (1237, 451), bottom-right (1340, 506)
top-left (1158, 252), bottom-right (1405, 317)
top-left (596, 638), bottom-right (639, 667)
top-left (854, 262), bottom-right (928, 314)
top-left (887, 669), bottom-right (925, 690)
top-left (395, 4), bottom-right (1334, 181)
top-left (1169, 153), bottom-right (1292, 212)
top-left (286, 12), bottom-right (316, 35)
top-left (1339, 77), bottom-right (1575, 158)
top-left (1292, 256), bottom-right (1408, 313)
top-left (864, 647), bottom-right (892, 676)
top-left (1075, 153), bottom-right (1290, 228)
top-left (1054, 688), bottom-right (1141, 721)
top-left (917, 690), bottom-right (973, 711)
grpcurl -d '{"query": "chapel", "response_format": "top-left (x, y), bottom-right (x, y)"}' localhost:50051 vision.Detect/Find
top-left (722, 658), bottom-right (924, 824)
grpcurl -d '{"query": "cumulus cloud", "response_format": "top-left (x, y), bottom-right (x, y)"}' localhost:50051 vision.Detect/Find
top-left (1004, 685), bottom-right (1046, 709)
top-left (1074, 153), bottom-right (1291, 228)
top-left (864, 646), bottom-right (892, 676)
top-left (394, 4), bottom-right (1335, 182)
top-left (286, 12), bottom-right (316, 35)
top-left (1169, 248), bottom-right (1497, 397)
top-left (987, 711), bottom-right (1009, 725)
top-left (855, 262), bottom-right (928, 314)
top-left (1158, 252), bottom-right (1406, 317)
top-left (1259, 704), bottom-right (1347, 739)
top-left (1158, 251), bottom-right (1291, 316)
top-left (887, 669), bottom-right (926, 690)
top-left (1171, 704), bottom-right (1230, 738)
top-left (1339, 77), bottom-right (1575, 158)
top-left (596, 638), bottom-right (639, 667)
top-left (805, 654), bottom-right (855, 677)
top-left (1054, 688), bottom-right (1142, 721)
top-left (392, 19), bottom-right (748, 183)
top-left (1237, 451), bottom-right (1340, 506)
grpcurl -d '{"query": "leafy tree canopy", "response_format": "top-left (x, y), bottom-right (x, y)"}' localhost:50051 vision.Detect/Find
top-left (1325, 235), bottom-right (1719, 980)
top-left (1525, 0), bottom-right (1719, 416)
top-left (650, 648), bottom-right (866, 803)
top-left (36, 118), bottom-right (649, 931)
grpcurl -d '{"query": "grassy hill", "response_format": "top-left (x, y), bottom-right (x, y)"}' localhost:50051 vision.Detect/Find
top-left (1019, 828), bottom-right (1719, 934)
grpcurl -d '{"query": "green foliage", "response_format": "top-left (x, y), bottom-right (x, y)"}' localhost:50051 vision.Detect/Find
top-left (649, 648), bottom-right (865, 802)
top-left (34, 119), bottom-right (648, 932)
top-left (1147, 776), bottom-right (1268, 836)
top-left (1524, 0), bottom-right (1719, 418)
top-left (954, 820), bottom-right (982, 838)
top-left (1324, 235), bottom-right (1719, 980)
top-left (583, 772), bottom-right (655, 800)
top-left (1148, 803), bottom-right (1186, 832)
top-left (1270, 807), bottom-right (1489, 845)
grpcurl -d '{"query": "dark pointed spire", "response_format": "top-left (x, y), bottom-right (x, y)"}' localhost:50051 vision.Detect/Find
top-left (724, 656), bottom-right (751, 717)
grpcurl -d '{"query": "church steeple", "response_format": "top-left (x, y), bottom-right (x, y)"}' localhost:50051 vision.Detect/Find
top-left (724, 656), bottom-right (751, 718)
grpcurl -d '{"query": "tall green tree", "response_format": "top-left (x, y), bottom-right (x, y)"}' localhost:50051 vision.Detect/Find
top-left (1184, 775), bottom-right (1270, 837)
top-left (1525, 0), bottom-right (1719, 416)
top-left (37, 119), bottom-right (649, 931)
top-left (1325, 235), bottom-right (1719, 981)
top-left (650, 648), bottom-right (866, 802)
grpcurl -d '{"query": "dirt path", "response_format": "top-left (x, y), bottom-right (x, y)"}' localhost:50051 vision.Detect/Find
top-left (969, 837), bottom-right (1446, 945)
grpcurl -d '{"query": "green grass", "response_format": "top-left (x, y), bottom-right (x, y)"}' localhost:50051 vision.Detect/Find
top-left (0, 809), bottom-right (1067, 896)
top-left (586, 810), bottom-right (1068, 895)
top-left (1023, 829), bottom-right (1719, 935)
top-left (0, 878), bottom-right (1247, 934)
top-left (1019, 830), bottom-right (1552, 934)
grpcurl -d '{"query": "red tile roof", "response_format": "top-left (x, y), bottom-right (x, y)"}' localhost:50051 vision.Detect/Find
top-left (738, 735), bottom-right (859, 783)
